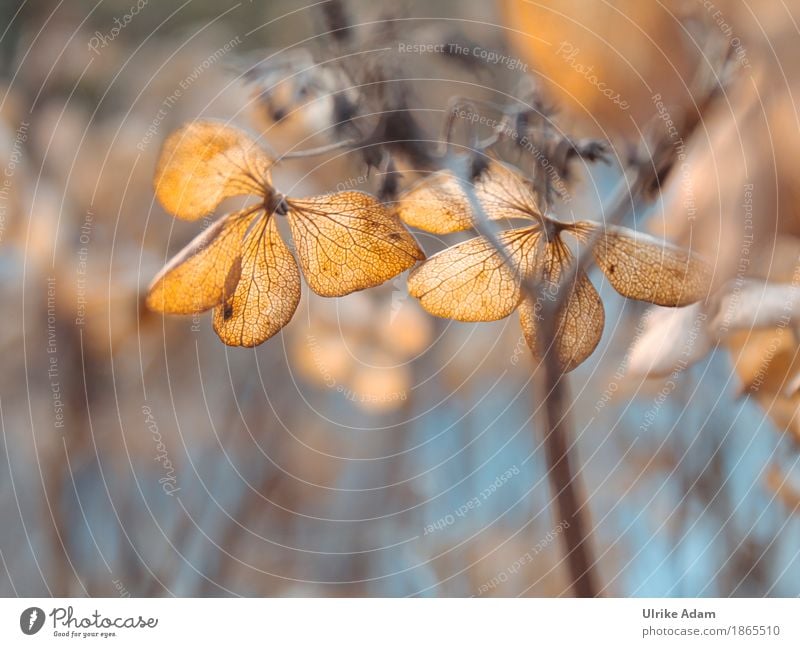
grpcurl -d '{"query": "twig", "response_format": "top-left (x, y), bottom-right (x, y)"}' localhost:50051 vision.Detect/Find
top-left (278, 138), bottom-right (360, 160)
top-left (447, 129), bottom-right (661, 596)
top-left (538, 171), bottom-right (648, 597)
top-left (445, 152), bottom-right (596, 596)
top-left (538, 367), bottom-right (598, 596)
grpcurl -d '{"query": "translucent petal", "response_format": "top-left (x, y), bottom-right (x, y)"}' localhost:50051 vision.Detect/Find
top-left (154, 120), bottom-right (271, 221)
top-left (519, 241), bottom-right (605, 373)
top-left (212, 216), bottom-right (301, 347)
top-left (397, 159), bottom-right (540, 234)
top-left (577, 223), bottom-right (711, 306)
top-left (288, 191), bottom-right (424, 297)
top-left (146, 208), bottom-right (259, 314)
top-left (407, 227), bottom-right (542, 321)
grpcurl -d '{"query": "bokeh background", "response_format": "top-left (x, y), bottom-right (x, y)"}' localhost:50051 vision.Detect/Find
top-left (1, 0), bottom-right (800, 597)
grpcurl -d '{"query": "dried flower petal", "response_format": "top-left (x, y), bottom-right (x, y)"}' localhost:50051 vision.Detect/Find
top-left (288, 191), bottom-right (424, 297)
top-left (586, 224), bottom-right (711, 306)
top-left (397, 159), bottom-right (540, 234)
top-left (519, 241), bottom-right (605, 373)
top-left (212, 216), bottom-right (301, 346)
top-left (154, 120), bottom-right (271, 221)
top-left (146, 207), bottom-right (259, 314)
top-left (407, 226), bottom-right (542, 321)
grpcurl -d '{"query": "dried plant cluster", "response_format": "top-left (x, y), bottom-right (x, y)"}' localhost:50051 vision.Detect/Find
top-left (399, 157), bottom-right (710, 371)
top-left (148, 102), bottom-right (710, 370)
top-left (145, 2), bottom-right (721, 374)
top-left (148, 121), bottom-right (423, 346)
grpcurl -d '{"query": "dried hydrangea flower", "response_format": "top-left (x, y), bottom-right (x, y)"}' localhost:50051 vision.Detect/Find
top-left (147, 120), bottom-right (423, 346)
top-left (400, 159), bottom-right (710, 371)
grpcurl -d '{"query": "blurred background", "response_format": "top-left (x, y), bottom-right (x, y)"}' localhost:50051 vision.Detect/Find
top-left (1, 0), bottom-right (800, 597)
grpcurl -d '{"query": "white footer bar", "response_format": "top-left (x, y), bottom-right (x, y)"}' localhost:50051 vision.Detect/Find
top-left (1, 598), bottom-right (796, 645)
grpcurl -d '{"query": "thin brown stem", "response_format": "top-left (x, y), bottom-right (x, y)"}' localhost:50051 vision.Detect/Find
top-left (446, 152), bottom-right (601, 596)
top-left (539, 368), bottom-right (597, 596)
top-left (533, 168), bottom-right (653, 597)
top-left (448, 144), bottom-right (658, 596)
